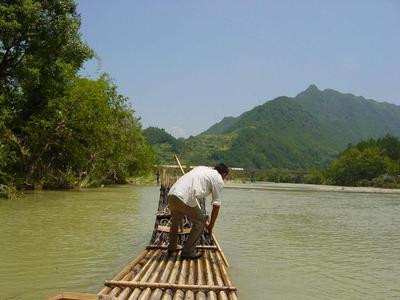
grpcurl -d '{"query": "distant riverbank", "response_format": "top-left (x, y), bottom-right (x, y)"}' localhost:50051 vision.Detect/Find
top-left (225, 181), bottom-right (400, 194)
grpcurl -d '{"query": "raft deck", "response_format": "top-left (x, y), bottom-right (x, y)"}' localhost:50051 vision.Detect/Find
top-left (98, 182), bottom-right (237, 300)
top-left (50, 180), bottom-right (237, 300)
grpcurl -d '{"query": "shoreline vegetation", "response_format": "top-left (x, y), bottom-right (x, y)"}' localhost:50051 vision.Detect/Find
top-left (128, 171), bottom-right (400, 194)
top-left (144, 127), bottom-right (400, 191)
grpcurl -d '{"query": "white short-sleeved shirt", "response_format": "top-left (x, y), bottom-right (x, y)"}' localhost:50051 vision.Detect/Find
top-left (168, 166), bottom-right (224, 207)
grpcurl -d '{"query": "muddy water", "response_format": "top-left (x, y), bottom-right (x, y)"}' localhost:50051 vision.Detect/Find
top-left (0, 184), bottom-right (399, 299)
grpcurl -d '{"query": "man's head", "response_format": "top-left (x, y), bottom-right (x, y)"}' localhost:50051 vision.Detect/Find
top-left (214, 163), bottom-right (229, 179)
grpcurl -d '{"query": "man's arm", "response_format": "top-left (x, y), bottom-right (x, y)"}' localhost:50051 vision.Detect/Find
top-left (206, 204), bottom-right (220, 232)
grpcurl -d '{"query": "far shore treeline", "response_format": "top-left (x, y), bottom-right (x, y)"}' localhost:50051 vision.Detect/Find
top-left (0, 1), bottom-right (154, 198)
top-left (145, 127), bottom-right (400, 189)
top-left (257, 134), bottom-right (400, 188)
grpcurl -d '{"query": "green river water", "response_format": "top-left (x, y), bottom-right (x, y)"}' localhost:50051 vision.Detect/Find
top-left (0, 184), bottom-right (399, 299)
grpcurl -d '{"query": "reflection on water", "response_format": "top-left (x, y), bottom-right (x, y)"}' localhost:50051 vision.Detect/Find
top-left (0, 184), bottom-right (399, 299)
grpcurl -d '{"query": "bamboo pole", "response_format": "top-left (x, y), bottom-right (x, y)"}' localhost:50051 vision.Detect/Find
top-left (100, 250), bottom-right (150, 295)
top-left (115, 251), bottom-right (156, 299)
top-left (203, 252), bottom-right (218, 300)
top-left (162, 169), bottom-right (166, 186)
top-left (161, 253), bottom-right (182, 300)
top-left (195, 258), bottom-right (206, 300)
top-left (173, 259), bottom-right (188, 300)
top-left (110, 269), bottom-right (135, 298)
top-left (172, 291), bottom-right (184, 300)
top-left (215, 252), bottom-right (238, 300)
top-left (156, 213), bottom-right (171, 218)
top-left (146, 245), bottom-right (217, 250)
top-left (214, 252), bottom-right (231, 286)
top-left (184, 259), bottom-right (196, 300)
top-left (137, 251), bottom-right (170, 300)
top-left (118, 250), bottom-right (155, 300)
top-left (136, 250), bottom-right (164, 281)
top-left (126, 250), bottom-right (165, 300)
top-left (109, 272), bottom-right (131, 298)
top-left (107, 250), bottom-right (155, 298)
top-left (157, 225), bottom-right (191, 234)
top-left (208, 251), bottom-right (228, 300)
top-left (171, 255), bottom-right (182, 284)
top-left (148, 252), bottom-right (178, 300)
top-left (105, 280), bottom-right (238, 293)
top-left (174, 155), bottom-right (186, 175)
top-left (161, 254), bottom-right (178, 283)
top-left (211, 233), bottom-right (229, 267)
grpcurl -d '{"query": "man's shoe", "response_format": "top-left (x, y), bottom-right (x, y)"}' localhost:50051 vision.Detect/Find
top-left (181, 252), bottom-right (202, 260)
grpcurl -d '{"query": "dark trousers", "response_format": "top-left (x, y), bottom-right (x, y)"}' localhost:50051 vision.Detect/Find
top-left (167, 194), bottom-right (206, 255)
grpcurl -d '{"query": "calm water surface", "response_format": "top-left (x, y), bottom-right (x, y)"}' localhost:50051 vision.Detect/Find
top-left (0, 184), bottom-right (399, 299)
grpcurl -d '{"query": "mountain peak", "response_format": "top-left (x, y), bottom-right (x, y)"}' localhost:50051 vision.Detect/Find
top-left (296, 84), bottom-right (321, 98)
top-left (306, 84), bottom-right (320, 92)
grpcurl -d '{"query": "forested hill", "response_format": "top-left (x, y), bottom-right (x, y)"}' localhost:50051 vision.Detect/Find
top-left (143, 127), bottom-right (185, 164)
top-left (147, 85), bottom-right (400, 169)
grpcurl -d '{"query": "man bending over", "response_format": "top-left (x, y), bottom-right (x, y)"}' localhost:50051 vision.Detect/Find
top-left (167, 163), bottom-right (229, 259)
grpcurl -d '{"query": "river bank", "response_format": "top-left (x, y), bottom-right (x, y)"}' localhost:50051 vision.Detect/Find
top-left (2, 178), bottom-right (399, 200)
top-left (225, 181), bottom-right (400, 194)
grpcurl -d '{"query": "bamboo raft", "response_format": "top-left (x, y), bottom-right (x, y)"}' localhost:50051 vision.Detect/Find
top-left (50, 176), bottom-right (237, 300)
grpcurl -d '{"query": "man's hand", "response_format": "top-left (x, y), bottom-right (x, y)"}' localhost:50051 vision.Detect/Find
top-left (206, 221), bottom-right (213, 233)
top-left (205, 205), bottom-right (219, 233)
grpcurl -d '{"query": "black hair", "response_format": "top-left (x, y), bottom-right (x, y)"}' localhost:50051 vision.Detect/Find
top-left (214, 163), bottom-right (229, 175)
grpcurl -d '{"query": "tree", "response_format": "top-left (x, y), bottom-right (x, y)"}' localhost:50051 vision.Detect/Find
top-left (12, 75), bottom-right (154, 188)
top-left (326, 139), bottom-right (398, 186)
top-left (0, 0), bottom-right (93, 90)
top-left (0, 0), bottom-right (93, 189)
top-left (1, 1), bottom-right (154, 190)
top-left (327, 147), bottom-right (386, 185)
top-left (377, 134), bottom-right (400, 161)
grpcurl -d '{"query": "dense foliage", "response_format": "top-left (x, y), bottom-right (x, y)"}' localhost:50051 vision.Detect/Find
top-left (0, 0), bottom-right (154, 196)
top-left (325, 135), bottom-right (400, 187)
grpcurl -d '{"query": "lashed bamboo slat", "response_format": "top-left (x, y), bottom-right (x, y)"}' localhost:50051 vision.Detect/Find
top-left (196, 258), bottom-right (207, 300)
top-left (100, 250), bottom-right (150, 295)
top-left (146, 245), bottom-right (217, 250)
top-left (211, 233), bottom-right (229, 267)
top-left (105, 281), bottom-right (238, 293)
top-left (208, 251), bottom-right (229, 300)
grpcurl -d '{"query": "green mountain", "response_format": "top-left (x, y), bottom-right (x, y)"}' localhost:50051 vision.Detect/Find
top-left (146, 85), bottom-right (400, 169)
top-left (143, 127), bottom-right (185, 164)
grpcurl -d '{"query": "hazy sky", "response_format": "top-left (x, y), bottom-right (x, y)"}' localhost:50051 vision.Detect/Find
top-left (77, 1), bottom-right (400, 138)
